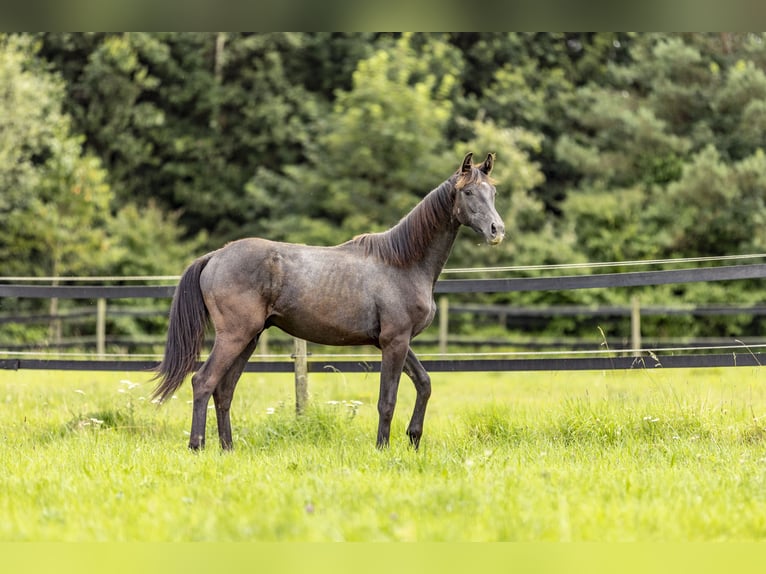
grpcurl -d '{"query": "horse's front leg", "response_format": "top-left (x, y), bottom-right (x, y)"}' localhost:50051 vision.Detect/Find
top-left (403, 348), bottom-right (431, 449)
top-left (376, 336), bottom-right (409, 448)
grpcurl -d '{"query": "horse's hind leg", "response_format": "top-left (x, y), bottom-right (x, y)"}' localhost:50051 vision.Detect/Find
top-left (403, 348), bottom-right (431, 449)
top-left (213, 337), bottom-right (258, 450)
top-left (189, 336), bottom-right (253, 450)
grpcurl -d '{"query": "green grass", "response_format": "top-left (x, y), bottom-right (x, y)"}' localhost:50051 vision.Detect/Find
top-left (2, 365), bottom-right (766, 541)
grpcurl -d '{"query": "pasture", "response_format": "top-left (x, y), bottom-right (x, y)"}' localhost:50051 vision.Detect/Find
top-left (2, 365), bottom-right (766, 542)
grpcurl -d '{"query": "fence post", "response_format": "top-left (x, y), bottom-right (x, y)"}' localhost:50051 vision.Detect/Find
top-left (260, 329), bottom-right (270, 355)
top-left (293, 337), bottom-right (309, 414)
top-left (630, 296), bottom-right (641, 357)
top-left (96, 298), bottom-right (106, 357)
top-left (439, 296), bottom-right (449, 354)
top-left (48, 296), bottom-right (62, 346)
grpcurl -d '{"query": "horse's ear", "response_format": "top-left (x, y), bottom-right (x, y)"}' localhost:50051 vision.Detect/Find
top-left (479, 153), bottom-right (495, 175)
top-left (460, 152), bottom-right (473, 173)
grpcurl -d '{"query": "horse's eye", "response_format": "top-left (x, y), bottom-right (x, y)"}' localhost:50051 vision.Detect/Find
top-left (463, 189), bottom-right (473, 196)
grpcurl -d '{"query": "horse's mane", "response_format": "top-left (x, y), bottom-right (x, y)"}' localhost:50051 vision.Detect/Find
top-left (345, 167), bottom-right (491, 267)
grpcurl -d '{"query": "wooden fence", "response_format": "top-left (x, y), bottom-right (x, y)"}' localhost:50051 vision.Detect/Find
top-left (4, 263), bottom-right (766, 412)
top-left (2, 262), bottom-right (766, 370)
top-left (5, 298), bottom-right (766, 355)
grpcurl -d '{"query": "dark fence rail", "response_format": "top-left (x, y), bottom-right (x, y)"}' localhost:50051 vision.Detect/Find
top-left (434, 263), bottom-right (766, 293)
top-left (3, 352), bottom-right (766, 374)
top-left (449, 302), bottom-right (766, 317)
top-left (0, 285), bottom-right (175, 299)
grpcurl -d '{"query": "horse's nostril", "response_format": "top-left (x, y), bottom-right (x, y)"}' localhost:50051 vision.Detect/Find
top-left (491, 223), bottom-right (498, 237)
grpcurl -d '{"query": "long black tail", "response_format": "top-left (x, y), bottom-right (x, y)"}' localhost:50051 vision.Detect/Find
top-left (152, 254), bottom-right (212, 403)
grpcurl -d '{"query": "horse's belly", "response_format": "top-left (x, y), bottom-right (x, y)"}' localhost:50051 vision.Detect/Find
top-left (270, 313), bottom-right (378, 347)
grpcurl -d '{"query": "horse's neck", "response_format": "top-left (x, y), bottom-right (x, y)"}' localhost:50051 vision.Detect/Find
top-left (405, 182), bottom-right (460, 283)
top-left (349, 179), bottom-right (460, 281)
top-left (421, 224), bottom-right (459, 279)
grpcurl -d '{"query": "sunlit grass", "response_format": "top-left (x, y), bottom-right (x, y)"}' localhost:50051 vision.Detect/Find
top-left (2, 366), bottom-right (766, 540)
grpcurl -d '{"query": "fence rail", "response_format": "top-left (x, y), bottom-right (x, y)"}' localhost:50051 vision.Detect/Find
top-left (3, 352), bottom-right (766, 374)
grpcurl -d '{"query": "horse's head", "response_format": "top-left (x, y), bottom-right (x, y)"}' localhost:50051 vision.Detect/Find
top-left (453, 152), bottom-right (505, 245)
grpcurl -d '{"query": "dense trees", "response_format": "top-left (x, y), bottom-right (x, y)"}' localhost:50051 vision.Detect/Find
top-left (0, 34), bottom-right (202, 279)
top-left (4, 32), bottom-right (766, 341)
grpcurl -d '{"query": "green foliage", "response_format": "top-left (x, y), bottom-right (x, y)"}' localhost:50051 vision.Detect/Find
top-left (0, 35), bottom-right (199, 280)
top-left (104, 202), bottom-right (206, 276)
top-left (565, 186), bottom-right (660, 262)
top-left (247, 34), bottom-right (460, 245)
top-left (6, 32), bottom-right (766, 343)
top-left (0, 35), bottom-right (204, 346)
top-left (0, 35), bottom-right (111, 277)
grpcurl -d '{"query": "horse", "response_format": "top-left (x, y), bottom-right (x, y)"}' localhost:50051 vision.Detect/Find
top-left (152, 152), bottom-right (505, 450)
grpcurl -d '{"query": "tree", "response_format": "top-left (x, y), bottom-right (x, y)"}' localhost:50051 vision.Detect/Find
top-left (649, 146), bottom-right (766, 257)
top-left (37, 32), bottom-right (351, 247)
top-left (0, 35), bottom-right (111, 278)
top-left (246, 34), bottom-right (459, 246)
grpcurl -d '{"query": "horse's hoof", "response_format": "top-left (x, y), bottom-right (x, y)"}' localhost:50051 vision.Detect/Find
top-left (407, 433), bottom-right (422, 450)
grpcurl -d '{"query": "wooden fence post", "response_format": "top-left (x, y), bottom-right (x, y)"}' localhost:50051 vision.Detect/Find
top-left (439, 296), bottom-right (449, 354)
top-left (48, 296), bottom-right (62, 347)
top-left (96, 298), bottom-right (106, 357)
top-left (260, 329), bottom-right (270, 355)
top-left (293, 337), bottom-right (309, 414)
top-left (630, 296), bottom-right (642, 357)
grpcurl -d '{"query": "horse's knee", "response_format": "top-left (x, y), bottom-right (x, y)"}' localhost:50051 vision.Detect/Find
top-left (377, 401), bottom-right (395, 424)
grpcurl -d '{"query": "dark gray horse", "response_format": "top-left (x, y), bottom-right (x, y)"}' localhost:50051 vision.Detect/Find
top-left (153, 152), bottom-right (505, 450)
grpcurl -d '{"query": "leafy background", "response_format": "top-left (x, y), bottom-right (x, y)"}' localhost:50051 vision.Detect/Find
top-left (4, 33), bottom-right (766, 343)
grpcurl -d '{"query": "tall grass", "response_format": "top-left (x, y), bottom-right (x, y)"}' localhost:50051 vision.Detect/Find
top-left (2, 367), bottom-right (766, 540)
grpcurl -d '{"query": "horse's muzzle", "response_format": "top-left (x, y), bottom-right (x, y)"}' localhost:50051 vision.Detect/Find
top-left (488, 221), bottom-right (505, 245)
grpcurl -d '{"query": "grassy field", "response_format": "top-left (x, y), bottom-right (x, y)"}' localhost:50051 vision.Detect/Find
top-left (2, 364), bottom-right (766, 541)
